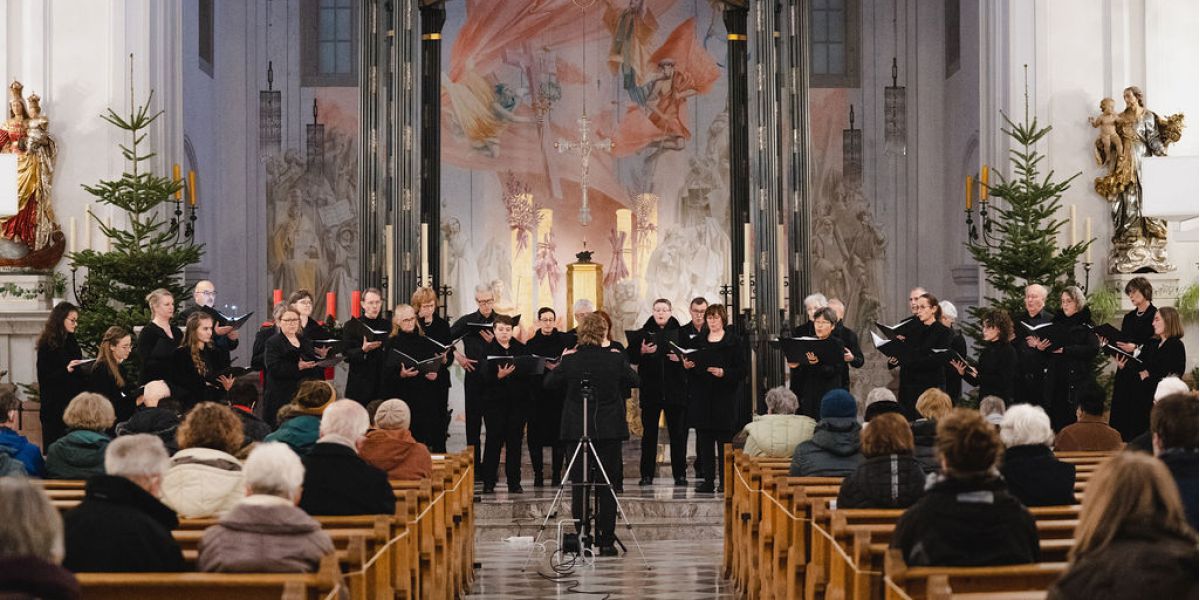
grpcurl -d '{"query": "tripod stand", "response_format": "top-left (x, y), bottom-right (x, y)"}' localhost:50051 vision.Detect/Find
top-left (521, 376), bottom-right (650, 572)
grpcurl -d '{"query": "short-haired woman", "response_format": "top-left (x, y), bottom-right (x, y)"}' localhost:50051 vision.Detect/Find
top-left (198, 442), bottom-right (334, 573)
top-left (138, 288), bottom-right (182, 385)
top-left (413, 287), bottom-right (454, 452)
top-left (264, 380), bottom-right (335, 456)
top-left (86, 326), bottom-right (137, 425)
top-left (162, 403), bottom-right (246, 518)
top-left (528, 306), bottom-right (572, 486)
top-left (951, 308), bottom-right (1018, 404)
top-left (1113, 306), bottom-right (1186, 442)
top-left (888, 293), bottom-right (954, 419)
top-left (0, 478), bottom-right (80, 598)
top-left (837, 412), bottom-right (927, 508)
top-left (1047, 452), bottom-right (1197, 599)
top-left (251, 301), bottom-right (288, 372)
top-left (891, 409), bottom-right (1039, 566)
top-left (911, 389), bottom-right (951, 473)
top-left (1104, 276), bottom-right (1157, 441)
top-left (35, 301), bottom-right (87, 449)
top-left (262, 308), bottom-right (325, 428)
top-left (169, 312), bottom-right (235, 412)
top-left (45, 393), bottom-right (116, 479)
top-left (287, 290), bottom-right (330, 342)
top-left (787, 307), bottom-right (847, 418)
top-left (479, 313), bottom-right (531, 493)
top-left (682, 304), bottom-right (746, 493)
top-left (999, 404), bottom-right (1076, 506)
top-left (1043, 286), bottom-right (1099, 430)
top-left (739, 386), bottom-right (815, 458)
top-left (343, 288), bottom-right (390, 407)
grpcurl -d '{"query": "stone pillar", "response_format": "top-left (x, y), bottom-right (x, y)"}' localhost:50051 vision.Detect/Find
top-left (419, 3), bottom-right (446, 293)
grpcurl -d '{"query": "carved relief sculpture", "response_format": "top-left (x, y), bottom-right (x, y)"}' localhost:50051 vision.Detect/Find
top-left (0, 81), bottom-right (66, 269)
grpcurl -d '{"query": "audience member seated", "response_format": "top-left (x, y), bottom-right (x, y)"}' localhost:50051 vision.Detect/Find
top-left (0, 386), bottom-right (45, 476)
top-left (1150, 392), bottom-right (1198, 530)
top-left (228, 380), bottom-right (272, 445)
top-left (360, 399), bottom-right (433, 480)
top-left (911, 388), bottom-right (952, 473)
top-left (198, 442), bottom-right (334, 573)
top-left (299, 400), bottom-right (396, 516)
top-left (978, 395), bottom-right (1006, 428)
top-left (891, 408), bottom-right (1039, 566)
top-left (739, 386), bottom-right (815, 457)
top-left (162, 402), bottom-right (246, 518)
top-left (999, 404), bottom-right (1077, 506)
top-left (264, 380), bottom-right (334, 456)
top-left (837, 412), bottom-right (927, 509)
top-left (45, 393), bottom-right (114, 479)
top-left (1047, 452), bottom-right (1198, 599)
top-left (0, 478), bottom-right (80, 599)
top-left (63, 434), bottom-right (184, 572)
top-left (789, 389), bottom-right (864, 477)
top-left (115, 380), bottom-right (181, 455)
top-left (1127, 377), bottom-right (1192, 453)
top-left (1054, 384), bottom-right (1123, 452)
top-left (862, 387), bottom-right (904, 423)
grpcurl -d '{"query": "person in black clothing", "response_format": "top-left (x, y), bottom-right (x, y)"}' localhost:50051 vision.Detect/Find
top-left (1039, 286), bottom-right (1099, 431)
top-left (939, 301), bottom-right (968, 403)
top-left (479, 315), bottom-right (530, 493)
top-left (298, 400), bottom-right (397, 516)
top-left (629, 300), bottom-right (688, 487)
top-left (1114, 306), bottom-right (1188, 441)
top-left (177, 280), bottom-right (240, 367)
top-left (1103, 277), bottom-right (1157, 440)
top-left (449, 284), bottom-right (498, 469)
top-left (168, 312), bottom-right (234, 412)
top-left (545, 313), bottom-right (640, 556)
top-left (828, 298), bottom-right (865, 390)
top-left (837, 412), bottom-right (926, 509)
top-left (379, 304), bottom-right (446, 450)
top-left (62, 434), bottom-right (185, 573)
top-left (1150, 392), bottom-right (1199, 531)
top-left (86, 326), bottom-right (138, 426)
top-left (888, 293), bottom-right (953, 420)
top-left (683, 304), bottom-right (746, 493)
top-left (787, 293), bottom-right (826, 411)
top-left (288, 289), bottom-right (331, 343)
top-left (999, 404), bottom-right (1077, 506)
top-left (1012, 284), bottom-right (1053, 409)
top-left (262, 308), bottom-right (324, 427)
top-left (115, 381), bottom-right (181, 455)
top-left (225, 381), bottom-right (269, 445)
top-left (413, 287), bottom-right (454, 452)
top-left (788, 307), bottom-right (847, 418)
top-left (891, 408), bottom-right (1039, 567)
top-left (952, 308), bottom-right (1018, 403)
top-left (527, 307), bottom-right (571, 487)
top-left (250, 302), bottom-right (287, 372)
top-left (35, 302), bottom-right (87, 449)
top-left (342, 288), bottom-right (389, 406)
top-left (138, 288), bottom-right (183, 385)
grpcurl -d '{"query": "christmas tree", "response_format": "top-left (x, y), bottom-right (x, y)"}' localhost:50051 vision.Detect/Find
top-left (70, 61), bottom-right (203, 362)
top-left (963, 92), bottom-right (1089, 342)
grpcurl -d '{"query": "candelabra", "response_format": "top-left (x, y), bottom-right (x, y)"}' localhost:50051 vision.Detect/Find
top-left (1081, 261), bottom-right (1093, 295)
top-left (438, 284), bottom-right (454, 320)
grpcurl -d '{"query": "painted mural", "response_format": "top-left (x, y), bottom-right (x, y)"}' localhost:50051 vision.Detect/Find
top-left (440, 0), bottom-right (730, 335)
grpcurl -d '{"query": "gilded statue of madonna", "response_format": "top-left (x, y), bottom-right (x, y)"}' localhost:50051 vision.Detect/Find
top-left (0, 80), bottom-right (64, 268)
top-left (1093, 85), bottom-right (1184, 273)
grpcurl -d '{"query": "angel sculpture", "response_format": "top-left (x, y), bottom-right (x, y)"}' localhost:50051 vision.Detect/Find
top-left (1088, 97), bottom-right (1123, 169)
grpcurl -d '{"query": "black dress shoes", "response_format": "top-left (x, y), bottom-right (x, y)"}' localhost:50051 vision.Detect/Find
top-left (482, 483), bottom-right (495, 494)
top-left (694, 481), bottom-right (716, 493)
top-left (508, 484), bottom-right (524, 494)
top-left (638, 476), bottom-right (654, 486)
top-left (674, 477), bottom-right (688, 486)
top-left (597, 545), bottom-right (619, 557)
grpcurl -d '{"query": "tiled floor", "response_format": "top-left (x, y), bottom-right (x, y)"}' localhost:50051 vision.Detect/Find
top-left (468, 539), bottom-right (736, 599)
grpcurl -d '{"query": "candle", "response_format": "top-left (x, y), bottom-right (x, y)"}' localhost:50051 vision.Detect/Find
top-left (273, 289), bottom-right (283, 306)
top-left (420, 222), bottom-right (430, 287)
top-left (83, 204), bottom-right (92, 250)
top-left (777, 223), bottom-right (788, 312)
top-left (187, 170), bottom-right (197, 206)
top-left (980, 165), bottom-right (989, 201)
top-left (69, 217), bottom-right (76, 251)
top-left (1069, 204), bottom-right (1077, 245)
top-left (965, 175), bottom-right (973, 210)
top-left (173, 164), bottom-right (182, 201)
top-left (105, 210), bottom-right (114, 251)
top-left (1085, 217), bottom-right (1093, 262)
top-left (351, 290), bottom-right (362, 319)
top-left (385, 224), bottom-right (395, 308)
top-left (326, 292), bottom-right (337, 319)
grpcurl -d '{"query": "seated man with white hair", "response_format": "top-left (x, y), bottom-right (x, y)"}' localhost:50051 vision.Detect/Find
top-left (739, 387), bottom-right (816, 457)
top-left (298, 400), bottom-right (396, 516)
top-left (62, 434), bottom-right (185, 572)
top-left (198, 442), bottom-right (334, 573)
top-left (360, 399), bottom-right (433, 480)
top-left (998, 405), bottom-right (1076, 506)
top-left (978, 395), bottom-right (1007, 428)
top-left (116, 380), bottom-right (182, 455)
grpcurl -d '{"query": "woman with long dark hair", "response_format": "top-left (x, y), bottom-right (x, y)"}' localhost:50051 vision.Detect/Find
top-left (168, 312), bottom-right (234, 412)
top-left (35, 302), bottom-right (86, 448)
top-left (86, 326), bottom-right (136, 425)
top-left (262, 309), bottom-right (323, 427)
top-left (138, 288), bottom-right (182, 384)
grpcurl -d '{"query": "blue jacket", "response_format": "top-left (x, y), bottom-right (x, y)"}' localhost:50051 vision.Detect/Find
top-left (264, 415), bottom-right (321, 456)
top-left (0, 426), bottom-right (45, 476)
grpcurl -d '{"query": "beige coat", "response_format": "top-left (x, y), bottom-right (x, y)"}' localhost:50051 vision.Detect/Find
top-left (199, 494), bottom-right (334, 573)
top-left (742, 414), bottom-right (817, 458)
top-left (162, 447), bottom-right (245, 518)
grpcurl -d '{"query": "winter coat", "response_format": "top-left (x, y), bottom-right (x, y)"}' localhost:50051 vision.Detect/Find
top-left (546, 345), bottom-right (640, 442)
top-left (0, 451), bottom-right (26, 477)
top-left (789, 417), bottom-right (864, 477)
top-left (63, 474), bottom-right (185, 572)
top-left (1053, 414), bottom-right (1123, 452)
top-left (837, 453), bottom-right (927, 509)
top-left (232, 404), bottom-right (272, 444)
top-left (36, 335), bottom-right (86, 448)
top-left (299, 441), bottom-right (396, 516)
top-left (962, 340), bottom-right (1018, 403)
top-left (264, 414), bottom-right (321, 456)
top-left (684, 331), bottom-right (746, 432)
top-left (910, 419), bottom-right (940, 474)
top-left (0, 426), bottom-right (45, 476)
top-left (137, 321), bottom-right (182, 385)
top-left (359, 428), bottom-right (434, 481)
top-left (116, 406), bottom-right (181, 455)
top-left (45, 430), bottom-right (110, 480)
top-left (627, 316), bottom-right (687, 407)
top-left (1047, 520), bottom-right (1197, 600)
top-left (741, 414), bottom-right (816, 458)
top-left (0, 555), bottom-right (80, 600)
top-left (161, 447), bottom-right (246, 518)
top-left (342, 315), bottom-right (392, 405)
top-left (1000, 444), bottom-right (1077, 507)
top-left (1160, 448), bottom-right (1198, 531)
top-left (198, 494), bottom-right (334, 573)
top-left (891, 474), bottom-right (1039, 567)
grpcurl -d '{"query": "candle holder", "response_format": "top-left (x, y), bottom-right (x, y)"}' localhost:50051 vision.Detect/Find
top-left (719, 283), bottom-right (735, 309)
top-left (1081, 261), bottom-right (1093, 296)
top-left (437, 284), bottom-right (454, 320)
top-left (964, 207), bottom-right (978, 244)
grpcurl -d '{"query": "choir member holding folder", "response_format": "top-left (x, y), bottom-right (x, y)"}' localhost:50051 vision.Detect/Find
top-left (414, 287), bottom-right (454, 452)
top-left (480, 314), bottom-right (530, 493)
top-left (251, 303), bottom-right (286, 372)
top-left (36, 302), bottom-right (87, 448)
top-left (138, 288), bottom-right (183, 385)
top-left (950, 308), bottom-right (1017, 403)
top-left (1113, 306), bottom-right (1186, 440)
top-left (380, 304), bottom-right (445, 450)
top-left (527, 307), bottom-right (571, 486)
top-left (1013, 284), bottom-right (1054, 409)
top-left (88, 326), bottom-right (138, 425)
top-left (1102, 277), bottom-right (1159, 440)
top-left (682, 304), bottom-right (745, 493)
top-left (449, 284), bottom-right (498, 469)
top-left (783, 307), bottom-right (847, 418)
top-left (288, 290), bottom-right (330, 342)
top-left (627, 299), bottom-right (688, 487)
top-left (1040, 286), bottom-right (1099, 431)
top-left (168, 312), bottom-right (234, 412)
top-left (177, 280), bottom-right (244, 367)
top-left (342, 288), bottom-right (390, 406)
top-left (263, 308), bottom-right (324, 427)
top-left (883, 293), bottom-right (953, 420)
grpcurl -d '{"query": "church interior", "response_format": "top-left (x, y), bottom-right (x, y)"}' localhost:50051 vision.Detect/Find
top-left (0, 0), bottom-right (1196, 598)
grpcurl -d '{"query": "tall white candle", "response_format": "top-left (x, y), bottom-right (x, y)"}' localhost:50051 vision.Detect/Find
top-left (777, 223), bottom-right (787, 311)
top-left (1085, 217), bottom-right (1093, 262)
top-left (69, 217), bottom-right (76, 251)
top-left (420, 222), bottom-right (430, 287)
top-left (83, 205), bottom-right (92, 250)
top-left (1069, 204), bottom-right (1077, 246)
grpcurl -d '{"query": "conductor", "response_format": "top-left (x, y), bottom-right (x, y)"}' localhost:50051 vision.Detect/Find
top-left (544, 313), bottom-right (640, 556)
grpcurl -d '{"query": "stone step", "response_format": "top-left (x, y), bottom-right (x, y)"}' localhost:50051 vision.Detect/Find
top-left (475, 519), bottom-right (724, 543)
top-left (473, 493), bottom-right (724, 521)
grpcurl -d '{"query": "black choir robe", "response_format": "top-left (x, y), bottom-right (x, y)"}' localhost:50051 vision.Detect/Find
top-left (137, 322), bottom-right (182, 384)
top-left (36, 335), bottom-right (86, 448)
top-left (262, 333), bottom-right (324, 426)
top-left (87, 362), bottom-right (137, 426)
top-left (167, 345), bottom-right (231, 412)
top-left (962, 340), bottom-right (1018, 403)
top-left (379, 329), bottom-right (446, 448)
top-left (342, 315), bottom-right (391, 406)
top-left (1109, 305), bottom-right (1158, 440)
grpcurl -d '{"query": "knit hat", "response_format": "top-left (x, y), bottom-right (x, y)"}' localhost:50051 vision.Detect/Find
top-left (820, 389), bottom-right (857, 419)
top-left (374, 399), bottom-right (412, 430)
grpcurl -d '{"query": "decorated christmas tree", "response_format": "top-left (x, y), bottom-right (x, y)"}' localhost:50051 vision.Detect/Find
top-left (70, 63), bottom-right (203, 360)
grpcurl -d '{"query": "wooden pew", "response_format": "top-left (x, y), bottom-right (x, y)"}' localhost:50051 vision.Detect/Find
top-left (75, 553), bottom-right (341, 600)
top-left (883, 548), bottom-right (1066, 600)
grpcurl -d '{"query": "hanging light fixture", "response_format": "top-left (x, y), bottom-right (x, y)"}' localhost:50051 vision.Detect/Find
top-left (259, 61), bottom-right (282, 155)
top-left (306, 99), bottom-right (325, 173)
top-left (883, 0), bottom-right (907, 157)
top-left (842, 104), bottom-right (862, 187)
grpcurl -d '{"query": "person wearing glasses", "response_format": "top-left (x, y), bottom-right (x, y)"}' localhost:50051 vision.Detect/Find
top-left (449, 284), bottom-right (498, 468)
top-left (526, 306), bottom-right (572, 486)
top-left (412, 287), bottom-right (454, 452)
top-left (178, 280), bottom-right (240, 366)
top-left (263, 309), bottom-right (324, 427)
top-left (380, 304), bottom-right (444, 449)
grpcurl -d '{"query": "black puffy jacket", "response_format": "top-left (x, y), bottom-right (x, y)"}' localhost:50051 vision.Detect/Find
top-left (837, 453), bottom-right (926, 509)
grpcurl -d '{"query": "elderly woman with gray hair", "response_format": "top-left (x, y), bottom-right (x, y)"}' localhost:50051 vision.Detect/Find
top-left (999, 404), bottom-right (1076, 507)
top-left (0, 478), bottom-right (80, 598)
top-left (360, 399), bottom-right (433, 480)
top-left (198, 442), bottom-right (334, 573)
top-left (737, 387), bottom-right (816, 457)
top-left (1039, 285), bottom-right (1099, 431)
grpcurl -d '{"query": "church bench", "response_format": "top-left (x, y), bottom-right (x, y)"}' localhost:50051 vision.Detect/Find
top-left (883, 549), bottom-right (1066, 600)
top-left (75, 552), bottom-right (341, 600)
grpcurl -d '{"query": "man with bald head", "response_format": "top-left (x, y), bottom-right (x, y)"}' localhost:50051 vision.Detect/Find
top-left (178, 280), bottom-right (240, 364)
top-left (1013, 284), bottom-right (1053, 409)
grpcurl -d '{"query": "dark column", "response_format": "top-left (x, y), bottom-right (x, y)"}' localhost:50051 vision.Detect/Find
top-left (419, 3), bottom-right (446, 292)
top-left (725, 4), bottom-right (750, 327)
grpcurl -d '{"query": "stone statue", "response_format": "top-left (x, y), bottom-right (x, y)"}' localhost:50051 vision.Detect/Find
top-left (1093, 86), bottom-right (1185, 273)
top-left (0, 81), bottom-right (65, 269)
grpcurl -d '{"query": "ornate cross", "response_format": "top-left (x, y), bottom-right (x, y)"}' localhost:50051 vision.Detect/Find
top-left (554, 111), bottom-right (611, 227)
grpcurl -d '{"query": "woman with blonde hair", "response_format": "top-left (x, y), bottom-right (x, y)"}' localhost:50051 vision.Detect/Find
top-left (1048, 452), bottom-right (1197, 599)
top-left (45, 393), bottom-right (116, 479)
top-left (169, 312), bottom-right (234, 412)
top-left (911, 388), bottom-right (951, 473)
top-left (86, 326), bottom-right (136, 424)
top-left (380, 304), bottom-right (444, 449)
top-left (412, 287), bottom-right (453, 453)
top-left (264, 380), bottom-right (335, 456)
top-left (138, 288), bottom-right (182, 384)
top-left (162, 403), bottom-right (246, 518)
